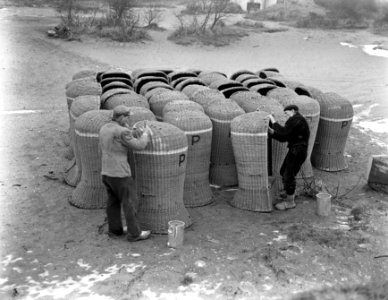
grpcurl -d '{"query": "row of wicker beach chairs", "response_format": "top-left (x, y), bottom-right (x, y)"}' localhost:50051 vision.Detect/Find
top-left (64, 67), bottom-right (354, 233)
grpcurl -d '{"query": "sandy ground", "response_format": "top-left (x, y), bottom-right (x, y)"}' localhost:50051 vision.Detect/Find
top-left (0, 4), bottom-right (388, 300)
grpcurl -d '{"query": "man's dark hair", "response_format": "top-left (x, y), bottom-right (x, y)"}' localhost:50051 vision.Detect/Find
top-left (284, 104), bottom-right (299, 112)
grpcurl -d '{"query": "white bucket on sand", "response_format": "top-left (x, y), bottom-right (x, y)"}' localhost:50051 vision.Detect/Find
top-left (167, 220), bottom-right (185, 248)
top-left (316, 192), bottom-right (332, 217)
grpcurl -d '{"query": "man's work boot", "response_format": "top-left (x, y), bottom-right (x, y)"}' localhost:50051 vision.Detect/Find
top-left (275, 194), bottom-right (296, 211)
top-left (127, 230), bottom-right (151, 242)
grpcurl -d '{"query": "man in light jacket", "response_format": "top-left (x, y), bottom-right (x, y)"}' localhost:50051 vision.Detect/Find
top-left (99, 105), bottom-right (152, 241)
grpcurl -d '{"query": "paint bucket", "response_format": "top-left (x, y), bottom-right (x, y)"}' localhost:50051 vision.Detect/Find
top-left (167, 220), bottom-right (185, 248)
top-left (316, 192), bottom-right (332, 217)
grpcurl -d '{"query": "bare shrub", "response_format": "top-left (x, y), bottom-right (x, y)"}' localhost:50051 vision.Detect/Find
top-left (143, 5), bottom-right (163, 27)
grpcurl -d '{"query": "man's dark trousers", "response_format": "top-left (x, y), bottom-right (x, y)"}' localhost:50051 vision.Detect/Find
top-left (280, 145), bottom-right (307, 195)
top-left (102, 175), bottom-right (141, 237)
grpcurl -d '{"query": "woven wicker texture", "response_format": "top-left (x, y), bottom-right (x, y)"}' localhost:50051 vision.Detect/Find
top-left (266, 87), bottom-right (298, 101)
top-left (71, 109), bottom-right (113, 209)
top-left (100, 88), bottom-right (137, 106)
top-left (132, 69), bottom-right (168, 80)
top-left (185, 68), bottom-right (202, 75)
top-left (65, 95), bottom-right (101, 187)
top-left (101, 70), bottom-right (132, 81)
top-left (298, 85), bottom-right (326, 100)
top-left (167, 71), bottom-right (197, 83)
top-left (258, 67), bottom-right (280, 73)
top-left (133, 121), bottom-right (192, 233)
top-left (102, 81), bottom-right (132, 94)
top-left (65, 76), bottom-right (96, 90)
top-left (275, 95), bottom-right (320, 179)
top-left (65, 78), bottom-right (101, 111)
top-left (144, 87), bottom-right (174, 101)
top-left (235, 74), bottom-right (259, 84)
top-left (311, 92), bottom-right (353, 171)
top-left (209, 79), bottom-right (243, 91)
top-left (162, 100), bottom-right (205, 116)
top-left (281, 79), bottom-right (305, 90)
top-left (100, 77), bottom-right (133, 89)
top-left (222, 86), bottom-right (250, 98)
top-left (190, 88), bottom-right (226, 110)
top-left (230, 70), bottom-right (255, 80)
top-left (243, 78), bottom-right (274, 88)
top-left (206, 100), bottom-right (245, 186)
top-left (170, 77), bottom-right (191, 89)
top-left (230, 111), bottom-right (273, 212)
top-left (181, 85), bottom-right (209, 99)
top-left (102, 93), bottom-right (150, 110)
top-left (163, 111), bottom-right (213, 207)
top-left (229, 91), bottom-right (287, 195)
top-left (266, 77), bottom-right (287, 88)
top-left (175, 78), bottom-right (205, 92)
top-left (134, 76), bottom-right (168, 94)
top-left (198, 71), bottom-right (227, 86)
top-left (249, 83), bottom-right (278, 96)
top-left (149, 90), bottom-right (189, 120)
top-left (72, 70), bottom-right (98, 81)
top-left (256, 69), bottom-right (281, 79)
top-left (229, 91), bottom-right (269, 111)
top-left (125, 108), bottom-right (157, 180)
top-left (140, 82), bottom-right (172, 96)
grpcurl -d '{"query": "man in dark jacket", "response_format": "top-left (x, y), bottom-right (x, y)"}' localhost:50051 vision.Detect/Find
top-left (99, 105), bottom-right (153, 241)
top-left (268, 105), bottom-right (310, 210)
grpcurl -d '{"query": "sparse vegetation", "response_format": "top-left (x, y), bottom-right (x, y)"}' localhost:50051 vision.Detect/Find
top-left (168, 0), bottom-right (247, 46)
top-left (49, 0), bottom-right (154, 42)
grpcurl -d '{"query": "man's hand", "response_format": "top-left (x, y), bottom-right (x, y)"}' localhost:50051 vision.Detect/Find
top-left (268, 114), bottom-right (276, 124)
top-left (268, 127), bottom-right (274, 135)
top-left (143, 125), bottom-right (153, 137)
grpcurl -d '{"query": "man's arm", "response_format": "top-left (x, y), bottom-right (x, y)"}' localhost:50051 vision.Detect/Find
top-left (121, 129), bottom-right (150, 150)
top-left (271, 118), bottom-right (300, 142)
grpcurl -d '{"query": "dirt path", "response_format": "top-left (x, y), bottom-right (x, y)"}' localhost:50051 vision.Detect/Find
top-left (0, 6), bottom-right (387, 300)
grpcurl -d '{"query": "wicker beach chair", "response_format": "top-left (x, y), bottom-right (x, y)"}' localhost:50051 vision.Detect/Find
top-left (132, 69), bottom-right (168, 80)
top-left (134, 76), bottom-right (168, 94)
top-left (235, 73), bottom-right (260, 84)
top-left (64, 95), bottom-right (101, 187)
top-left (72, 70), bottom-right (98, 81)
top-left (144, 86), bottom-right (174, 101)
top-left (190, 88), bottom-right (228, 111)
top-left (71, 109), bottom-right (113, 209)
top-left (175, 78), bottom-right (206, 92)
top-left (311, 92), bottom-right (354, 171)
top-left (65, 77), bottom-right (101, 111)
top-left (133, 121), bottom-right (192, 233)
top-left (163, 111), bottom-right (213, 207)
top-left (198, 71), bottom-right (228, 86)
top-left (266, 86), bottom-right (298, 100)
top-left (102, 81), bottom-right (133, 94)
top-left (205, 100), bottom-right (245, 186)
top-left (230, 111), bottom-right (274, 212)
top-left (249, 83), bottom-right (278, 96)
top-left (101, 93), bottom-right (149, 110)
top-left (181, 84), bottom-right (209, 99)
top-left (230, 91), bottom-right (287, 197)
top-left (167, 71), bottom-right (197, 83)
top-left (162, 100), bottom-right (205, 116)
top-left (149, 91), bottom-right (189, 121)
top-left (230, 70), bottom-right (255, 81)
top-left (139, 82), bottom-right (172, 96)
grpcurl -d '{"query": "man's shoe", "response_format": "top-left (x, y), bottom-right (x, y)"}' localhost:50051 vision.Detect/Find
top-left (108, 229), bottom-right (124, 238)
top-left (127, 230), bottom-right (151, 242)
top-left (275, 194), bottom-right (296, 211)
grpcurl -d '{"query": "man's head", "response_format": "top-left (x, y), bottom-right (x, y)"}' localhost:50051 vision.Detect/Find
top-left (113, 105), bottom-right (131, 126)
top-left (283, 104), bottom-right (299, 118)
